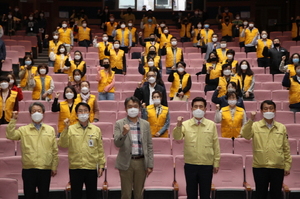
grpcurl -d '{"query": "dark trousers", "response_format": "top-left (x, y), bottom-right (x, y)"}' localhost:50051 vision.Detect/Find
top-left (245, 46), bottom-right (256, 53)
top-left (120, 46), bottom-right (129, 53)
top-left (22, 169), bottom-right (51, 199)
top-left (222, 36), bottom-right (232, 42)
top-left (184, 164), bottom-right (213, 199)
top-left (253, 168), bottom-right (284, 199)
top-left (78, 40), bottom-right (92, 47)
top-left (257, 57), bottom-right (270, 67)
top-left (112, 67), bottom-right (124, 74)
top-left (69, 169), bottom-right (98, 199)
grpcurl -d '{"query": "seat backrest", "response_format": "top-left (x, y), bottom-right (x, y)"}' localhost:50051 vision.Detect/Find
top-left (175, 155), bottom-right (186, 197)
top-left (95, 122), bottom-right (114, 138)
top-left (172, 139), bottom-right (184, 156)
top-left (1, 58), bottom-right (13, 71)
top-left (102, 138), bottom-right (111, 159)
top-left (289, 138), bottom-right (297, 155)
top-left (106, 155), bottom-right (121, 188)
top-left (286, 124), bottom-right (300, 141)
top-left (233, 138), bottom-right (252, 166)
top-left (283, 155), bottom-right (300, 188)
top-left (98, 101), bottom-right (119, 111)
top-left (0, 178), bottom-right (18, 199)
top-left (0, 139), bottom-right (15, 157)
top-left (244, 155), bottom-right (255, 188)
top-left (219, 137), bottom-right (233, 154)
top-left (50, 155), bottom-right (70, 190)
top-left (152, 138), bottom-right (172, 155)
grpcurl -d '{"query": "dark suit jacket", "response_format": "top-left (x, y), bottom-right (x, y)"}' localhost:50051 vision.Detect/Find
top-left (268, 47), bottom-right (289, 74)
top-left (114, 117), bottom-right (154, 170)
top-left (134, 84), bottom-right (168, 107)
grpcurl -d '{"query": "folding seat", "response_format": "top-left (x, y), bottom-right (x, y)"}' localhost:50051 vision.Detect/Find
top-left (234, 52), bottom-right (247, 60)
top-left (174, 155), bottom-right (187, 198)
top-left (124, 74), bottom-right (142, 82)
top-left (282, 31), bottom-right (292, 37)
top-left (50, 73), bottom-right (69, 82)
top-left (286, 124), bottom-right (300, 141)
top-left (114, 91), bottom-right (121, 101)
top-left (211, 154), bottom-right (248, 199)
top-left (98, 101), bottom-right (118, 111)
top-left (189, 59), bottom-right (204, 69)
top-left (269, 31), bottom-right (282, 39)
top-left (233, 138), bottom-right (252, 167)
top-left (261, 82), bottom-right (282, 91)
top-left (190, 82), bottom-right (202, 91)
top-left (57, 139), bottom-right (68, 155)
top-left (272, 90), bottom-right (289, 101)
top-left (87, 75), bottom-right (97, 83)
top-left (102, 155), bottom-right (121, 198)
top-left (255, 74), bottom-right (273, 83)
top-left (3, 39), bottom-right (18, 46)
top-left (236, 58), bottom-right (253, 67)
top-left (54, 81), bottom-right (67, 92)
top-left (1, 58), bottom-right (12, 72)
top-left (10, 45), bottom-right (25, 59)
top-left (168, 101), bottom-right (188, 111)
top-left (6, 50), bottom-right (19, 65)
top-left (251, 67), bottom-right (265, 74)
top-left (296, 112), bottom-right (300, 123)
top-left (187, 53), bottom-right (202, 60)
top-left (189, 91), bottom-right (205, 102)
top-left (24, 100), bottom-right (50, 111)
top-left (228, 46), bottom-right (241, 52)
top-left (289, 138), bottom-right (297, 155)
top-left (169, 111), bottom-right (191, 124)
top-left (127, 59), bottom-right (139, 68)
top-left (274, 74), bottom-right (285, 82)
top-left (275, 111), bottom-right (295, 124)
top-left (98, 111), bottom-right (117, 123)
top-left (282, 41), bottom-right (297, 52)
top-left (182, 42), bottom-right (193, 48)
top-left (0, 178), bottom-right (18, 199)
top-left (102, 138), bottom-right (111, 158)
top-left (126, 67), bottom-right (140, 75)
top-left (244, 101), bottom-right (258, 111)
top-left (94, 122), bottom-right (114, 138)
top-left (122, 82), bottom-right (139, 91)
top-left (85, 58), bottom-right (97, 67)
top-left (246, 52), bottom-right (257, 59)
top-left (244, 155), bottom-right (255, 197)
top-left (172, 139), bottom-right (184, 156)
top-left (283, 155), bottom-right (300, 199)
top-left (282, 101), bottom-right (290, 111)
top-left (219, 137), bottom-right (233, 154)
top-left (205, 90), bottom-right (214, 102)
top-left (204, 111), bottom-right (215, 121)
top-left (85, 52), bottom-right (99, 60)
top-left (289, 46), bottom-right (300, 55)
top-left (87, 47), bottom-right (99, 53)
top-left (17, 111), bottom-right (33, 124)
top-left (114, 82), bottom-right (123, 91)
top-left (184, 47), bottom-right (199, 54)
top-left (184, 67), bottom-right (195, 74)
top-left (23, 36), bottom-right (37, 46)
top-left (18, 40), bottom-right (32, 52)
top-left (253, 90), bottom-right (272, 101)
top-left (152, 138), bottom-right (172, 154)
top-left (0, 139), bottom-right (15, 157)
top-left (42, 111), bottom-right (59, 124)
top-left (117, 111), bottom-right (127, 120)
top-left (120, 91), bottom-right (135, 100)
top-left (276, 36), bottom-right (290, 42)
top-left (72, 46), bottom-right (87, 53)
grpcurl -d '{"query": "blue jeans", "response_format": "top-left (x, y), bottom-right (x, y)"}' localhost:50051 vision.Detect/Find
top-left (98, 92), bottom-right (115, 100)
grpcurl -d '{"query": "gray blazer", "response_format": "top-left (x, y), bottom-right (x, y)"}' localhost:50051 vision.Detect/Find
top-left (204, 42), bottom-right (220, 60)
top-left (114, 117), bottom-right (154, 170)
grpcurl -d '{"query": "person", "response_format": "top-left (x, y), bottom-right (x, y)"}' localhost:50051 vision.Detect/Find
top-left (58, 20), bottom-right (74, 52)
top-left (98, 7), bottom-right (110, 29)
top-left (173, 97), bottom-right (220, 199)
top-left (120, 7), bottom-right (136, 24)
top-left (155, 26), bottom-right (173, 50)
top-left (179, 17), bottom-right (192, 42)
top-left (141, 16), bottom-right (156, 38)
top-left (139, 66), bottom-right (165, 88)
top-left (49, 44), bottom-right (71, 73)
top-left (0, 76), bottom-right (18, 124)
top-left (216, 39), bottom-right (228, 63)
top-left (221, 49), bottom-right (238, 74)
top-left (58, 102), bottom-right (106, 199)
top-left (268, 38), bottom-right (289, 74)
top-left (93, 33), bottom-right (113, 65)
top-left (200, 23), bottom-right (214, 47)
top-left (6, 102), bottom-right (58, 198)
top-left (138, 33), bottom-right (160, 55)
top-left (0, 25), bottom-right (2, 38)
top-left (255, 30), bottom-right (273, 68)
top-left (7, 73), bottom-right (23, 101)
top-left (291, 16), bottom-right (300, 41)
top-left (97, 58), bottom-right (115, 100)
top-left (134, 70), bottom-right (168, 106)
top-left (189, 9), bottom-right (206, 27)
top-left (127, 19), bottom-right (137, 47)
top-left (0, 38), bottom-right (6, 74)
top-left (215, 91), bottom-right (247, 138)
top-left (74, 20), bottom-right (92, 47)
top-left (68, 69), bottom-right (83, 94)
top-left (241, 100), bottom-right (292, 199)
top-left (160, 37), bottom-right (184, 74)
top-left (141, 10), bottom-right (157, 25)
top-left (238, 20), bottom-right (248, 48)
top-left (232, 14), bottom-right (243, 40)
top-left (2, 13), bottom-right (16, 36)
top-left (24, 14), bottom-right (38, 36)
top-left (221, 7), bottom-right (233, 21)
top-left (240, 21), bottom-right (259, 53)
top-left (19, 55), bottom-right (37, 91)
top-left (204, 34), bottom-right (220, 60)
top-left (47, 31), bottom-right (63, 67)
top-left (168, 61), bottom-right (192, 101)
top-left (74, 81), bottom-right (99, 122)
top-left (191, 22), bottom-right (203, 47)
top-left (65, 50), bottom-right (87, 81)
top-left (37, 12), bottom-right (47, 39)
top-left (104, 40), bottom-right (127, 75)
top-left (104, 14), bottom-right (118, 42)
top-left (142, 91), bottom-right (170, 137)
top-left (51, 86), bottom-right (78, 136)
top-left (29, 64), bottom-right (54, 101)
top-left (279, 53), bottom-right (300, 77)
top-left (112, 21), bottom-right (132, 53)
top-left (235, 60), bottom-right (255, 100)
top-left (219, 16), bottom-right (233, 42)
top-left (282, 64), bottom-right (300, 112)
top-left (138, 46), bottom-right (161, 78)
top-left (114, 96), bottom-right (154, 199)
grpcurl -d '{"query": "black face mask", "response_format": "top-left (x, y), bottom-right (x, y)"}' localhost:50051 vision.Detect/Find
top-left (149, 38), bottom-right (155, 42)
top-left (274, 43), bottom-right (280, 47)
top-left (103, 64), bottom-right (110, 69)
top-left (149, 51), bottom-right (156, 55)
top-left (210, 57), bottom-right (217, 62)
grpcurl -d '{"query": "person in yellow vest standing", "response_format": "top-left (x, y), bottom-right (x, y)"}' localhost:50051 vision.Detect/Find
top-left (241, 21), bottom-right (259, 53)
top-left (141, 16), bottom-right (156, 38)
top-left (255, 30), bottom-right (273, 68)
top-left (179, 17), bottom-right (192, 42)
top-left (138, 33), bottom-right (160, 55)
top-left (19, 56), bottom-right (37, 91)
top-left (161, 37), bottom-right (184, 74)
top-left (235, 60), bottom-right (255, 100)
top-left (142, 90), bottom-right (170, 137)
top-left (65, 50), bottom-right (87, 81)
top-left (127, 19), bottom-right (137, 47)
top-left (96, 58), bottom-right (115, 100)
top-left (120, 7), bottom-right (136, 24)
top-left (112, 21), bottom-right (132, 53)
top-left (49, 44), bottom-right (71, 73)
top-left (221, 49), bottom-right (238, 74)
top-left (105, 40), bottom-right (127, 75)
top-left (220, 16), bottom-right (233, 42)
top-left (168, 61), bottom-right (192, 101)
top-left (104, 14), bottom-right (118, 42)
top-left (191, 22), bottom-right (203, 47)
top-left (279, 53), bottom-right (300, 77)
top-left (216, 39), bottom-right (228, 63)
top-left (29, 64), bottom-right (55, 101)
top-left (51, 86), bottom-right (78, 137)
top-left (74, 20), bottom-right (92, 47)
top-left (0, 76), bottom-right (18, 124)
top-left (238, 20), bottom-right (248, 48)
top-left (156, 27), bottom-right (174, 50)
top-left (93, 33), bottom-right (113, 65)
top-left (47, 31), bottom-right (63, 66)
top-left (74, 81), bottom-right (99, 122)
top-left (58, 20), bottom-right (73, 53)
top-left (200, 23), bottom-right (214, 53)
top-left (282, 64), bottom-right (300, 112)
top-left (214, 91), bottom-right (246, 138)
top-left (139, 45), bottom-right (161, 77)
top-left (291, 16), bottom-right (300, 41)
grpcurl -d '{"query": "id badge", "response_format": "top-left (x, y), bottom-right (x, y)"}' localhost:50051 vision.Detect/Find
top-left (89, 139), bottom-right (94, 147)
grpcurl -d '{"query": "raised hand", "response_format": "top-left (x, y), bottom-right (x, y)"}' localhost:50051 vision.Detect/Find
top-left (123, 124), bottom-right (130, 135)
top-left (177, 116), bottom-right (184, 127)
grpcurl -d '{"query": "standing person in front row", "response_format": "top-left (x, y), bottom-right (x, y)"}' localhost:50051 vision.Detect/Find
top-left (59, 102), bottom-right (106, 199)
top-left (241, 100), bottom-right (291, 199)
top-left (173, 97), bottom-right (220, 199)
top-left (6, 102), bottom-right (58, 199)
top-left (114, 96), bottom-right (154, 199)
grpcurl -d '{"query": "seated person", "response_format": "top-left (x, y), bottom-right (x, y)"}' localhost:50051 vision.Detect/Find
top-left (235, 60), bottom-right (255, 101)
top-left (19, 55), bottom-right (37, 91)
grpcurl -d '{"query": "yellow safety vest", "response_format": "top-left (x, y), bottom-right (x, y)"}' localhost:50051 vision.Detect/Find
top-left (20, 66), bottom-right (38, 88)
top-left (78, 27), bottom-right (91, 41)
top-left (68, 61), bottom-right (86, 81)
top-left (159, 34), bottom-right (173, 49)
top-left (98, 69), bottom-right (115, 93)
top-left (143, 24), bottom-right (156, 38)
top-left (32, 75), bottom-right (52, 100)
top-left (289, 77), bottom-right (300, 104)
top-left (221, 23), bottom-right (233, 36)
top-left (128, 27), bottom-right (137, 43)
top-left (206, 63), bottom-right (223, 80)
top-left (218, 76), bottom-right (238, 97)
top-left (216, 48), bottom-right (228, 63)
top-left (244, 28), bottom-right (259, 45)
top-left (145, 42), bottom-right (160, 54)
top-left (256, 39), bottom-right (272, 58)
top-left (221, 106), bottom-right (244, 138)
top-left (235, 74), bottom-right (253, 92)
top-left (146, 104), bottom-right (169, 137)
top-left (58, 28), bottom-right (72, 44)
top-left (48, 40), bottom-right (63, 56)
top-left (54, 55), bottom-right (68, 73)
top-left (200, 29), bottom-right (214, 44)
top-left (58, 100), bottom-right (79, 133)
top-left (109, 49), bottom-right (125, 70)
top-left (180, 23), bottom-right (192, 38)
top-left (97, 42), bottom-right (112, 60)
top-left (0, 90), bottom-right (17, 122)
top-left (170, 72), bottom-right (190, 98)
top-left (165, 47), bottom-right (182, 68)
top-left (74, 94), bottom-right (96, 123)
top-left (106, 22), bottom-right (118, 36)
top-left (115, 29), bottom-right (130, 46)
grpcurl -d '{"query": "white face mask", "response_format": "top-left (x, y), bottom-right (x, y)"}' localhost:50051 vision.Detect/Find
top-left (148, 77), bottom-right (156, 84)
top-left (102, 37), bottom-right (108, 41)
top-left (9, 79), bottom-right (14, 85)
top-left (177, 67), bottom-right (185, 73)
top-left (263, 112), bottom-right (275, 120)
top-left (65, 92), bottom-right (74, 99)
top-left (148, 61), bottom-right (154, 67)
top-left (236, 17), bottom-right (240, 19)
top-left (78, 113), bottom-right (90, 122)
top-left (8, 15), bottom-right (12, 19)
top-left (74, 55), bottom-right (81, 60)
top-left (261, 34), bottom-right (267, 39)
top-left (53, 35), bottom-right (58, 40)
top-left (212, 38), bottom-right (218, 42)
top-left (223, 69), bottom-right (231, 76)
top-left (114, 44), bottom-right (120, 49)
top-left (31, 112), bottom-right (43, 123)
top-left (82, 23), bottom-right (87, 27)
top-left (81, 87), bottom-right (89, 94)
top-left (171, 41), bottom-right (177, 46)
top-left (163, 29), bottom-right (169, 34)
top-left (110, 18), bottom-right (114, 21)
top-left (128, 23), bottom-right (132, 26)
top-left (160, 24), bottom-right (165, 27)
top-left (0, 82), bottom-right (9, 89)
top-left (220, 43), bottom-right (227, 48)
top-left (29, 17), bottom-right (33, 20)
top-left (120, 24), bottom-right (126, 28)
top-left (39, 69), bottom-right (46, 75)
top-left (127, 108), bottom-right (139, 118)
top-left (193, 109), bottom-right (205, 118)
top-left (197, 24), bottom-right (202, 28)
top-left (249, 24), bottom-right (254, 27)
top-left (62, 24), bottom-right (67, 28)
top-left (74, 75), bottom-right (81, 81)
top-left (228, 100), bottom-right (237, 106)
top-left (153, 98), bottom-right (161, 105)
top-left (227, 54), bottom-right (233, 59)
top-left (227, 88), bottom-right (236, 92)
top-left (60, 48), bottom-right (65, 53)
top-left (243, 22), bottom-right (248, 26)
top-left (241, 64), bottom-right (248, 70)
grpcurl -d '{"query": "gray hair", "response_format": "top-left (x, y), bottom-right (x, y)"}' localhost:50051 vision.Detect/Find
top-left (28, 102), bottom-right (45, 113)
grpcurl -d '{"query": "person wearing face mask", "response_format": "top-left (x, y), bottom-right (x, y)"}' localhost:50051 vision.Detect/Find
top-left (240, 21), bottom-right (259, 53)
top-left (138, 66), bottom-right (165, 89)
top-left (255, 30), bottom-right (273, 68)
top-left (127, 19), bottom-right (137, 47)
top-left (279, 53), bottom-right (300, 77)
top-left (114, 96), bottom-right (153, 199)
top-left (138, 33), bottom-right (160, 55)
top-left (120, 7), bottom-right (136, 24)
top-left (37, 11), bottom-right (47, 39)
top-left (168, 61), bottom-right (191, 101)
top-left (59, 102), bottom-right (106, 199)
top-left (58, 20), bottom-right (74, 52)
top-left (155, 26), bottom-right (173, 49)
top-left (134, 71), bottom-right (168, 106)
top-left (222, 49), bottom-right (238, 74)
top-left (68, 69), bottom-right (83, 93)
top-left (220, 7), bottom-right (233, 21)
top-left (191, 22), bottom-right (203, 47)
top-left (141, 10), bottom-right (157, 25)
top-left (291, 16), bottom-right (300, 41)
top-left (47, 31), bottom-right (63, 67)
top-left (51, 86), bottom-right (78, 136)
top-left (268, 38), bottom-right (289, 74)
top-left (139, 45), bottom-right (161, 75)
top-left (104, 14), bottom-right (118, 42)
top-left (200, 23), bottom-right (214, 47)
top-left (74, 81), bottom-right (99, 122)
top-left (93, 33), bottom-right (113, 65)
top-left (238, 20), bottom-right (248, 48)
top-left (160, 37), bottom-right (184, 74)
top-left (49, 44), bottom-right (71, 73)
top-left (74, 20), bottom-right (93, 47)
top-left (29, 64), bottom-right (54, 101)
top-left (104, 40), bottom-right (127, 75)
top-left (219, 16), bottom-right (233, 42)
top-left (141, 16), bottom-right (156, 38)
top-left (282, 64), bottom-right (300, 112)
top-left (189, 9), bottom-right (206, 27)
top-left (232, 14), bottom-right (243, 26)
top-left (235, 60), bottom-right (255, 100)
top-left (142, 90), bottom-right (170, 137)
top-left (99, 6), bottom-right (110, 29)
top-left (173, 97), bottom-right (220, 199)
top-left (0, 38), bottom-right (6, 73)
top-left (96, 58), bottom-right (115, 100)
top-left (215, 91), bottom-right (246, 138)
top-left (19, 56), bottom-right (37, 91)
top-left (25, 14), bottom-right (38, 36)
top-left (204, 34), bottom-right (221, 60)
top-left (2, 12), bottom-right (16, 36)
top-left (66, 50), bottom-right (87, 81)
top-left (0, 76), bottom-right (18, 124)
top-left (179, 17), bottom-right (192, 42)
top-left (6, 102), bottom-right (58, 198)
top-left (216, 39), bottom-right (228, 63)
top-left (7, 73), bottom-right (23, 101)
top-left (112, 21), bottom-right (132, 53)
top-left (241, 100), bottom-right (291, 199)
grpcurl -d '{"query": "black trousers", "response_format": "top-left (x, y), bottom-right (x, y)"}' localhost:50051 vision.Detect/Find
top-left (184, 164), bottom-right (213, 199)
top-left (78, 40), bottom-right (92, 47)
top-left (22, 169), bottom-right (51, 199)
top-left (245, 46), bottom-right (256, 53)
top-left (257, 57), bottom-right (270, 67)
top-left (253, 168), bottom-right (284, 199)
top-left (69, 169), bottom-right (98, 199)
top-left (112, 67), bottom-right (124, 74)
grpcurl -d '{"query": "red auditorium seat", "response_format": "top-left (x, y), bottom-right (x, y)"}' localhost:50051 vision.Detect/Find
top-left (94, 122), bottom-right (114, 138)
top-left (152, 138), bottom-right (172, 154)
top-left (1, 58), bottom-right (13, 72)
top-left (234, 138), bottom-right (252, 167)
top-left (18, 40), bottom-right (32, 52)
top-left (174, 155), bottom-right (187, 198)
top-left (219, 137), bottom-right (233, 153)
top-left (0, 178), bottom-right (18, 199)
top-left (0, 139), bottom-right (16, 157)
